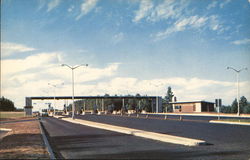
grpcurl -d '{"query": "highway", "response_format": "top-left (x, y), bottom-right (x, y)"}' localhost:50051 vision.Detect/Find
top-left (41, 115), bottom-right (250, 159)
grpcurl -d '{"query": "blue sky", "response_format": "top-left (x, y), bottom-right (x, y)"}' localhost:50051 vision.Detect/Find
top-left (1, 0), bottom-right (250, 110)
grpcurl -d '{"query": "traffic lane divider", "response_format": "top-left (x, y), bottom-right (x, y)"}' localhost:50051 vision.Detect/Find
top-left (60, 117), bottom-right (207, 146)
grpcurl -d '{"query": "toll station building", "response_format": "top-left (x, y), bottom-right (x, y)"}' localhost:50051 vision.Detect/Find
top-left (171, 101), bottom-right (215, 113)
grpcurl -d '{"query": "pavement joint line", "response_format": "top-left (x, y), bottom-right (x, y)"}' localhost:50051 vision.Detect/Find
top-left (209, 120), bottom-right (250, 126)
top-left (39, 120), bottom-right (56, 159)
top-left (61, 117), bottom-right (206, 146)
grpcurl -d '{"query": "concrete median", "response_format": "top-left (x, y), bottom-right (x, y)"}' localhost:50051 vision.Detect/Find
top-left (62, 117), bottom-right (206, 146)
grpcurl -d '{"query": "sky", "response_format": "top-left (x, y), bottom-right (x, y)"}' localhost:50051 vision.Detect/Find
top-left (1, 0), bottom-right (250, 111)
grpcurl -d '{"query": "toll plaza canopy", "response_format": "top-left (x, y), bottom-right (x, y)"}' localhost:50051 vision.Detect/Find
top-left (25, 96), bottom-right (163, 113)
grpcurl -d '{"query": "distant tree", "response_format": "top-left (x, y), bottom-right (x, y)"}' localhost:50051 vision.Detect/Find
top-left (67, 104), bottom-right (72, 111)
top-left (231, 98), bottom-right (238, 113)
top-left (135, 93), bottom-right (141, 97)
top-left (16, 108), bottom-right (24, 112)
top-left (140, 98), bottom-right (151, 112)
top-left (240, 96), bottom-right (248, 112)
top-left (220, 105), bottom-right (231, 113)
top-left (0, 97), bottom-right (16, 111)
top-left (225, 97), bottom-right (250, 114)
top-left (240, 96), bottom-right (250, 114)
top-left (243, 104), bottom-right (250, 114)
top-left (164, 86), bottom-right (174, 112)
top-left (104, 93), bottom-right (110, 97)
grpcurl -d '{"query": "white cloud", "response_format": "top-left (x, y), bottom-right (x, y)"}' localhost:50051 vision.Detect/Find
top-left (133, 0), bottom-right (153, 22)
top-left (112, 32), bottom-right (124, 44)
top-left (1, 52), bottom-right (62, 76)
top-left (148, 0), bottom-right (189, 22)
top-left (154, 15), bottom-right (222, 41)
top-left (83, 77), bottom-right (250, 106)
top-left (37, 0), bottom-right (47, 10)
top-left (206, 0), bottom-right (230, 10)
top-left (133, 0), bottom-right (189, 23)
top-left (219, 0), bottom-right (231, 8)
top-left (209, 15), bottom-right (226, 33)
top-left (67, 5), bottom-right (75, 12)
top-left (231, 38), bottom-right (250, 45)
top-left (75, 63), bottom-right (120, 83)
top-left (132, 1), bottom-right (225, 41)
top-left (1, 52), bottom-right (120, 108)
top-left (175, 16), bottom-right (208, 31)
top-left (47, 0), bottom-right (61, 12)
top-left (207, 1), bottom-right (217, 10)
top-left (1, 42), bottom-right (36, 58)
top-left (76, 0), bottom-right (98, 20)
top-left (249, 0), bottom-right (250, 3)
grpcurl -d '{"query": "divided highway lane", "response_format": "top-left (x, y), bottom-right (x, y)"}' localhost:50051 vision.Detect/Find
top-left (42, 116), bottom-right (250, 159)
top-left (41, 117), bottom-right (203, 159)
top-left (75, 114), bottom-right (250, 157)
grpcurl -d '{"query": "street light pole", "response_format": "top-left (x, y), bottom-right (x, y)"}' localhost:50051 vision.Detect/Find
top-left (48, 83), bottom-right (64, 116)
top-left (227, 67), bottom-right (247, 116)
top-left (62, 64), bottom-right (88, 119)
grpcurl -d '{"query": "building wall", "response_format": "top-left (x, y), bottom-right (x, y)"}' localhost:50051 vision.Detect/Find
top-left (173, 103), bottom-right (197, 113)
top-left (173, 102), bottom-right (214, 113)
top-left (195, 102), bottom-right (202, 112)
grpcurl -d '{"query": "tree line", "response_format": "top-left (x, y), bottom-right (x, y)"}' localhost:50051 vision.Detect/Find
top-left (0, 97), bottom-right (16, 111)
top-left (221, 96), bottom-right (250, 114)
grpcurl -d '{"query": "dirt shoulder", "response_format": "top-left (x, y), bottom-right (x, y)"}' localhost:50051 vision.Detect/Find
top-left (0, 117), bottom-right (49, 159)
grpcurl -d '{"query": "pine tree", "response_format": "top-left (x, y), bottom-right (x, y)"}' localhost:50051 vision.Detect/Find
top-left (164, 86), bottom-right (174, 112)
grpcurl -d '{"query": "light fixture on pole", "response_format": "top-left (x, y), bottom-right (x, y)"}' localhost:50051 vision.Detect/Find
top-left (48, 82), bottom-right (64, 115)
top-left (61, 64), bottom-right (88, 119)
top-left (227, 67), bottom-right (247, 116)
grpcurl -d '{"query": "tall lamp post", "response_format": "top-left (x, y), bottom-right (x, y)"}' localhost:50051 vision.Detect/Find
top-left (48, 82), bottom-right (64, 115)
top-left (62, 64), bottom-right (88, 119)
top-left (227, 67), bottom-right (247, 116)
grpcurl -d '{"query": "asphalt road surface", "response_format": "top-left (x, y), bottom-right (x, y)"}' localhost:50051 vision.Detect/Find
top-left (41, 116), bottom-right (250, 159)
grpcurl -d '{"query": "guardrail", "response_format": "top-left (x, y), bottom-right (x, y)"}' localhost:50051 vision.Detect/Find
top-left (144, 112), bottom-right (250, 118)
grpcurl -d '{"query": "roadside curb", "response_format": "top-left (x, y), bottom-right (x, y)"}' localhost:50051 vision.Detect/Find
top-left (39, 120), bottom-right (56, 159)
top-left (0, 128), bottom-right (12, 141)
top-left (61, 117), bottom-right (207, 146)
top-left (209, 120), bottom-right (250, 126)
top-left (0, 128), bottom-right (12, 131)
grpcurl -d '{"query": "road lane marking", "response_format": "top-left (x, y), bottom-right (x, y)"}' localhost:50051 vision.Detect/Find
top-left (61, 117), bottom-right (207, 146)
top-left (210, 120), bottom-right (250, 126)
